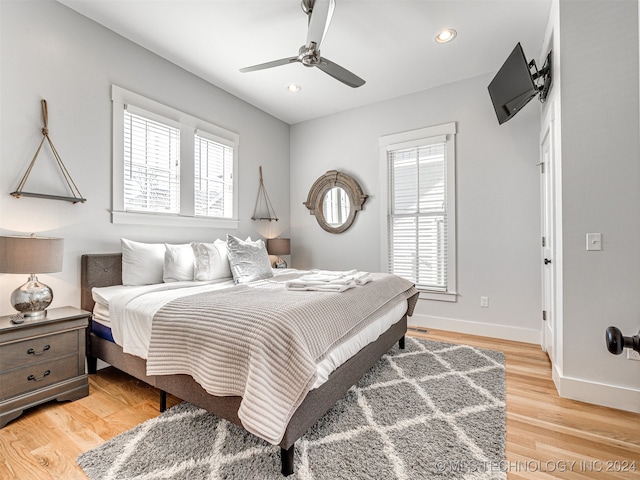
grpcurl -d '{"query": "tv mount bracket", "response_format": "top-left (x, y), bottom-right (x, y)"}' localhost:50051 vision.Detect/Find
top-left (528, 50), bottom-right (552, 103)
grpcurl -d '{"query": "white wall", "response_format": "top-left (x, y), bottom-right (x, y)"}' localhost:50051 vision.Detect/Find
top-left (291, 73), bottom-right (542, 343)
top-left (553, 0), bottom-right (640, 411)
top-left (0, 0), bottom-right (290, 315)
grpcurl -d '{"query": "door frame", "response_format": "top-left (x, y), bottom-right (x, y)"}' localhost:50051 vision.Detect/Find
top-left (540, 103), bottom-right (557, 362)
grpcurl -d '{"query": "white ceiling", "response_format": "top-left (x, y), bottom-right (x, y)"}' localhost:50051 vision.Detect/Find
top-left (57, 0), bottom-right (552, 125)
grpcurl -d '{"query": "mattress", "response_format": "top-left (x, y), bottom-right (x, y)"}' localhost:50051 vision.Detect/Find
top-left (91, 271), bottom-right (407, 389)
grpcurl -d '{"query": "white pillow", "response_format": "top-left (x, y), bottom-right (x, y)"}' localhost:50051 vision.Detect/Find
top-left (226, 234), bottom-right (273, 284)
top-left (163, 244), bottom-right (195, 282)
top-left (191, 240), bottom-right (232, 281)
top-left (121, 238), bottom-right (165, 286)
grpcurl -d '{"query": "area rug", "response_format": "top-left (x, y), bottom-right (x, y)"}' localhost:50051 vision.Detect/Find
top-left (77, 337), bottom-right (506, 479)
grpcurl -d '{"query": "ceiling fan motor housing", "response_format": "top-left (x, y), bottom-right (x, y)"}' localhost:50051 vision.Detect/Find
top-left (299, 45), bottom-right (320, 66)
top-left (301, 0), bottom-right (315, 15)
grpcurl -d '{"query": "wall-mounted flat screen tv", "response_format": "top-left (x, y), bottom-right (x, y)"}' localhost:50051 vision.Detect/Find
top-left (488, 43), bottom-right (538, 125)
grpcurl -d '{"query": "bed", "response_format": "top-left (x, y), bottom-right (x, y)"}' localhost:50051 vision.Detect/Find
top-left (80, 252), bottom-right (418, 476)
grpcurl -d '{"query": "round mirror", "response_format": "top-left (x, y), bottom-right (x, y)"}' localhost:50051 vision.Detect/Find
top-left (304, 170), bottom-right (368, 234)
top-left (322, 187), bottom-right (351, 227)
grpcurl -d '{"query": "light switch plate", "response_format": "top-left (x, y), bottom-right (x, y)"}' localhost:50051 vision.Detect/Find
top-left (586, 233), bottom-right (602, 251)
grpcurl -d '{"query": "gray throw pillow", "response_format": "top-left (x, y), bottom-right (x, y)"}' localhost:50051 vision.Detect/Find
top-left (226, 234), bottom-right (273, 284)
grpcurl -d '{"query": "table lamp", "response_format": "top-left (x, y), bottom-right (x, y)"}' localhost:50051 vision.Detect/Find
top-left (0, 234), bottom-right (64, 319)
top-left (266, 238), bottom-right (290, 268)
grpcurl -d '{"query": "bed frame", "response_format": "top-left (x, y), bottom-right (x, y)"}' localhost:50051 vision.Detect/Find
top-left (80, 253), bottom-right (408, 476)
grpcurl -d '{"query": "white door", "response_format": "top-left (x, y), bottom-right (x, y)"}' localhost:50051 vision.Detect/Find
top-left (540, 118), bottom-right (555, 361)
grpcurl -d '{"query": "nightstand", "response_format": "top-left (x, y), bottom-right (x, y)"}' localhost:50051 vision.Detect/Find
top-left (0, 306), bottom-right (90, 428)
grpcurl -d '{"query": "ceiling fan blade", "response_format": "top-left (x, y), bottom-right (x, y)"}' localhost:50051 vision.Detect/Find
top-left (316, 57), bottom-right (366, 88)
top-left (240, 57), bottom-right (299, 73)
top-left (306, 0), bottom-right (335, 48)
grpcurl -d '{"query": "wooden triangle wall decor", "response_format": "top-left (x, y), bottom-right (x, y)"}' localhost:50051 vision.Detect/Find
top-left (10, 99), bottom-right (86, 204)
top-left (251, 166), bottom-right (278, 221)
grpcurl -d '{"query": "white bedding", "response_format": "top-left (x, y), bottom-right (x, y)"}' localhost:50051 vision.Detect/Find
top-left (92, 270), bottom-right (407, 389)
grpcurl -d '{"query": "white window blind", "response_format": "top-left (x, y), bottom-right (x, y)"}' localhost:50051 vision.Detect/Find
top-left (194, 133), bottom-right (234, 218)
top-left (388, 142), bottom-right (448, 291)
top-left (123, 108), bottom-right (180, 214)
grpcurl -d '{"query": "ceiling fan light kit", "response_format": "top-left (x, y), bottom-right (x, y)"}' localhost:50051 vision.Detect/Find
top-left (240, 0), bottom-right (365, 88)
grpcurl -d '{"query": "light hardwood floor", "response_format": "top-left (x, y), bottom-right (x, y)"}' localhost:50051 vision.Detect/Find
top-left (0, 328), bottom-right (638, 479)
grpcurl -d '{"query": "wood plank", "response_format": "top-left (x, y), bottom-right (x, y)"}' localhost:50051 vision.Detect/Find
top-left (30, 444), bottom-right (88, 480)
top-left (0, 429), bottom-right (56, 480)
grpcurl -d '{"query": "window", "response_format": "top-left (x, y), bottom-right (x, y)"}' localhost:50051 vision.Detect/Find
top-left (379, 122), bottom-right (457, 301)
top-left (112, 85), bottom-right (239, 228)
top-left (194, 132), bottom-right (234, 218)
top-left (124, 108), bottom-right (180, 214)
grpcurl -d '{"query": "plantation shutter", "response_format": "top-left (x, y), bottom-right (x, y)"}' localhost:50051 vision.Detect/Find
top-left (123, 107), bottom-right (180, 214)
top-left (388, 139), bottom-right (448, 291)
top-left (194, 132), bottom-right (234, 218)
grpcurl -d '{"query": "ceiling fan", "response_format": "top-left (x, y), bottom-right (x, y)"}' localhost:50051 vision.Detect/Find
top-left (240, 0), bottom-right (365, 88)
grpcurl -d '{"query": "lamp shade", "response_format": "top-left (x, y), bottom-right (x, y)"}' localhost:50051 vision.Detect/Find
top-left (0, 235), bottom-right (64, 274)
top-left (266, 238), bottom-right (290, 256)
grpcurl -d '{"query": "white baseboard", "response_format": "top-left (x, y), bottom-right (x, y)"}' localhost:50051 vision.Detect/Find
top-left (409, 313), bottom-right (541, 345)
top-left (553, 370), bottom-right (640, 414)
top-left (417, 314), bottom-right (640, 414)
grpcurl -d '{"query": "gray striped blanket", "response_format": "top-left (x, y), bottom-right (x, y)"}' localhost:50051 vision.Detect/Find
top-left (146, 272), bottom-right (418, 445)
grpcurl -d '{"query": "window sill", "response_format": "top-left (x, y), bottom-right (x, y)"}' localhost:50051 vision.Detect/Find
top-left (417, 290), bottom-right (457, 302)
top-left (112, 211), bottom-right (239, 229)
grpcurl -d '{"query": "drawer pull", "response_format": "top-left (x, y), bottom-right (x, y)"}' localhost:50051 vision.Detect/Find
top-left (27, 370), bottom-right (51, 382)
top-left (27, 345), bottom-right (51, 356)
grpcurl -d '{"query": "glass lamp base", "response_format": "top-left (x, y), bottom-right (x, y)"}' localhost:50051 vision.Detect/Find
top-left (273, 257), bottom-right (288, 269)
top-left (10, 274), bottom-right (53, 319)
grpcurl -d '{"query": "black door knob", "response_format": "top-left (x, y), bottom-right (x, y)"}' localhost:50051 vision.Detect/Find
top-left (606, 327), bottom-right (624, 354)
top-left (544, 258), bottom-right (552, 265)
top-left (606, 326), bottom-right (640, 355)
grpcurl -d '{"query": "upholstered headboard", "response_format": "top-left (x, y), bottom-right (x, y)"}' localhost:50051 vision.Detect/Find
top-left (80, 253), bottom-right (122, 312)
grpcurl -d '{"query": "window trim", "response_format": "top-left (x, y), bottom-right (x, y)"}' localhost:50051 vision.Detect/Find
top-left (378, 122), bottom-right (457, 302)
top-left (111, 85), bottom-right (239, 229)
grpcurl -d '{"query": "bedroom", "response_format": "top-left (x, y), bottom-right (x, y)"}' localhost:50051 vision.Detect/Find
top-left (0, 0), bottom-right (639, 478)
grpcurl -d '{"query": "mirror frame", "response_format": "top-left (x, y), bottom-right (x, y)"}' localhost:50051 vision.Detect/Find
top-left (304, 170), bottom-right (368, 233)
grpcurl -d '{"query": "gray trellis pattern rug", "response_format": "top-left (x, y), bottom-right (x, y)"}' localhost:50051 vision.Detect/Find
top-left (77, 337), bottom-right (506, 479)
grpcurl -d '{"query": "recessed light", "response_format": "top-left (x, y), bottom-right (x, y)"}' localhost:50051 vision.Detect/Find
top-left (435, 29), bottom-right (457, 44)
top-left (286, 84), bottom-right (302, 93)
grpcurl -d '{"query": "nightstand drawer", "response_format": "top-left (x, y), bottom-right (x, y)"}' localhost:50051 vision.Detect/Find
top-left (0, 330), bottom-right (79, 370)
top-left (0, 355), bottom-right (80, 400)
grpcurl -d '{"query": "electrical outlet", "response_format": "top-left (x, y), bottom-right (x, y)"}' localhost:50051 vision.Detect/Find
top-left (627, 349), bottom-right (640, 361)
top-left (480, 296), bottom-right (489, 308)
top-left (586, 233), bottom-right (602, 251)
